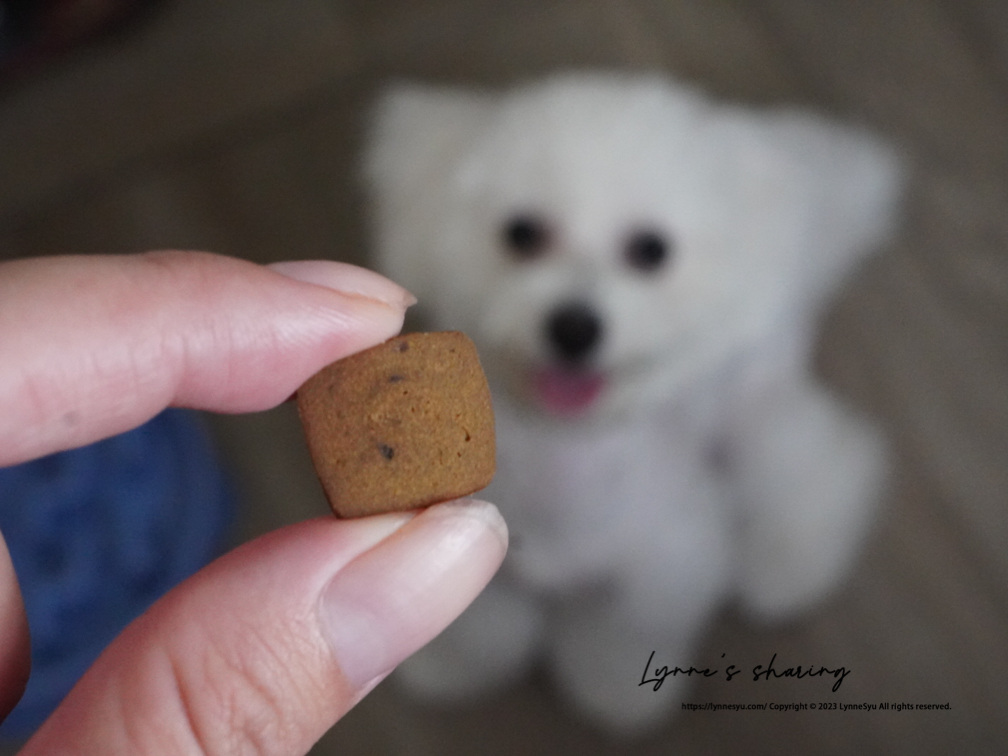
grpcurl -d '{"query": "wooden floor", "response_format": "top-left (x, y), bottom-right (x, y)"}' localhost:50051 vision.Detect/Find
top-left (2, 0), bottom-right (1007, 753)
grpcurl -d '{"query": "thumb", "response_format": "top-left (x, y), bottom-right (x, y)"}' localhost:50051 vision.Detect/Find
top-left (18, 499), bottom-right (507, 756)
top-left (0, 530), bottom-right (31, 721)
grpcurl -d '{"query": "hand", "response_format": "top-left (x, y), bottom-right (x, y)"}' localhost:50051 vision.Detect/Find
top-left (0, 251), bottom-right (508, 755)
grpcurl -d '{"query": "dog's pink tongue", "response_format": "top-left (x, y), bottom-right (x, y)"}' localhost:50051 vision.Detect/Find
top-left (532, 367), bottom-right (605, 415)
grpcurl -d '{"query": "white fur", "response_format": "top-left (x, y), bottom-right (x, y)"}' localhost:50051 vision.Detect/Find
top-left (364, 72), bottom-right (899, 735)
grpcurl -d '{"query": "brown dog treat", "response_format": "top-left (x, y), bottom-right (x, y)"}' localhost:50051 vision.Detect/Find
top-left (297, 331), bottom-right (496, 518)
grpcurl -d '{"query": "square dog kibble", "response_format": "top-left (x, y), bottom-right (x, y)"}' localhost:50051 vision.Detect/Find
top-left (297, 331), bottom-right (496, 518)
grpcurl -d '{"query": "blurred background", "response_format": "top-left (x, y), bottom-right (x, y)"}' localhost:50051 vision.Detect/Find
top-left (1, 0), bottom-right (1006, 753)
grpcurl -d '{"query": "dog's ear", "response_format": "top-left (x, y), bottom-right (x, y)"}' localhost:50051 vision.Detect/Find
top-left (726, 107), bottom-right (903, 302)
top-left (363, 83), bottom-right (494, 303)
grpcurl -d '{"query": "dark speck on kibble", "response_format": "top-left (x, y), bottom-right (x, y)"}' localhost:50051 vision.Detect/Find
top-left (378, 443), bottom-right (395, 460)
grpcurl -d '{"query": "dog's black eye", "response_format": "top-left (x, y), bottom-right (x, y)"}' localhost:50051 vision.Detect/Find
top-left (625, 229), bottom-right (671, 272)
top-left (502, 215), bottom-right (550, 259)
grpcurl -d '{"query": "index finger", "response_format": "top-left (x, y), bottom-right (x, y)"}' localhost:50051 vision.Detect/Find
top-left (0, 251), bottom-right (412, 467)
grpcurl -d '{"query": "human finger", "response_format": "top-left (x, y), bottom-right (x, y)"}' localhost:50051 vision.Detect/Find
top-left (18, 498), bottom-right (507, 756)
top-left (0, 530), bottom-right (30, 723)
top-left (0, 251), bottom-right (413, 466)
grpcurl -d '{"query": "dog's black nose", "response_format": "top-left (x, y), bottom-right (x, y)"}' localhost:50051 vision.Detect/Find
top-left (546, 302), bottom-right (603, 362)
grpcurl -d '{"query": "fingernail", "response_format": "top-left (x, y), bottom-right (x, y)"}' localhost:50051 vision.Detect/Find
top-left (319, 499), bottom-right (507, 690)
top-left (269, 260), bottom-right (417, 309)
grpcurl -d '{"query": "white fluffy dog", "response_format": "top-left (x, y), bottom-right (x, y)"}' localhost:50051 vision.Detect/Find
top-left (364, 72), bottom-right (900, 734)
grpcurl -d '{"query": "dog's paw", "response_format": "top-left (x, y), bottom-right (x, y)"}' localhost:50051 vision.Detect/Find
top-left (548, 603), bottom-right (701, 736)
top-left (395, 580), bottom-right (544, 702)
top-left (733, 381), bottom-right (887, 619)
top-left (553, 649), bottom-right (685, 736)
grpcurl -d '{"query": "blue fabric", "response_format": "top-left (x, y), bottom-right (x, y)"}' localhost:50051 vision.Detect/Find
top-left (0, 409), bottom-right (234, 739)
